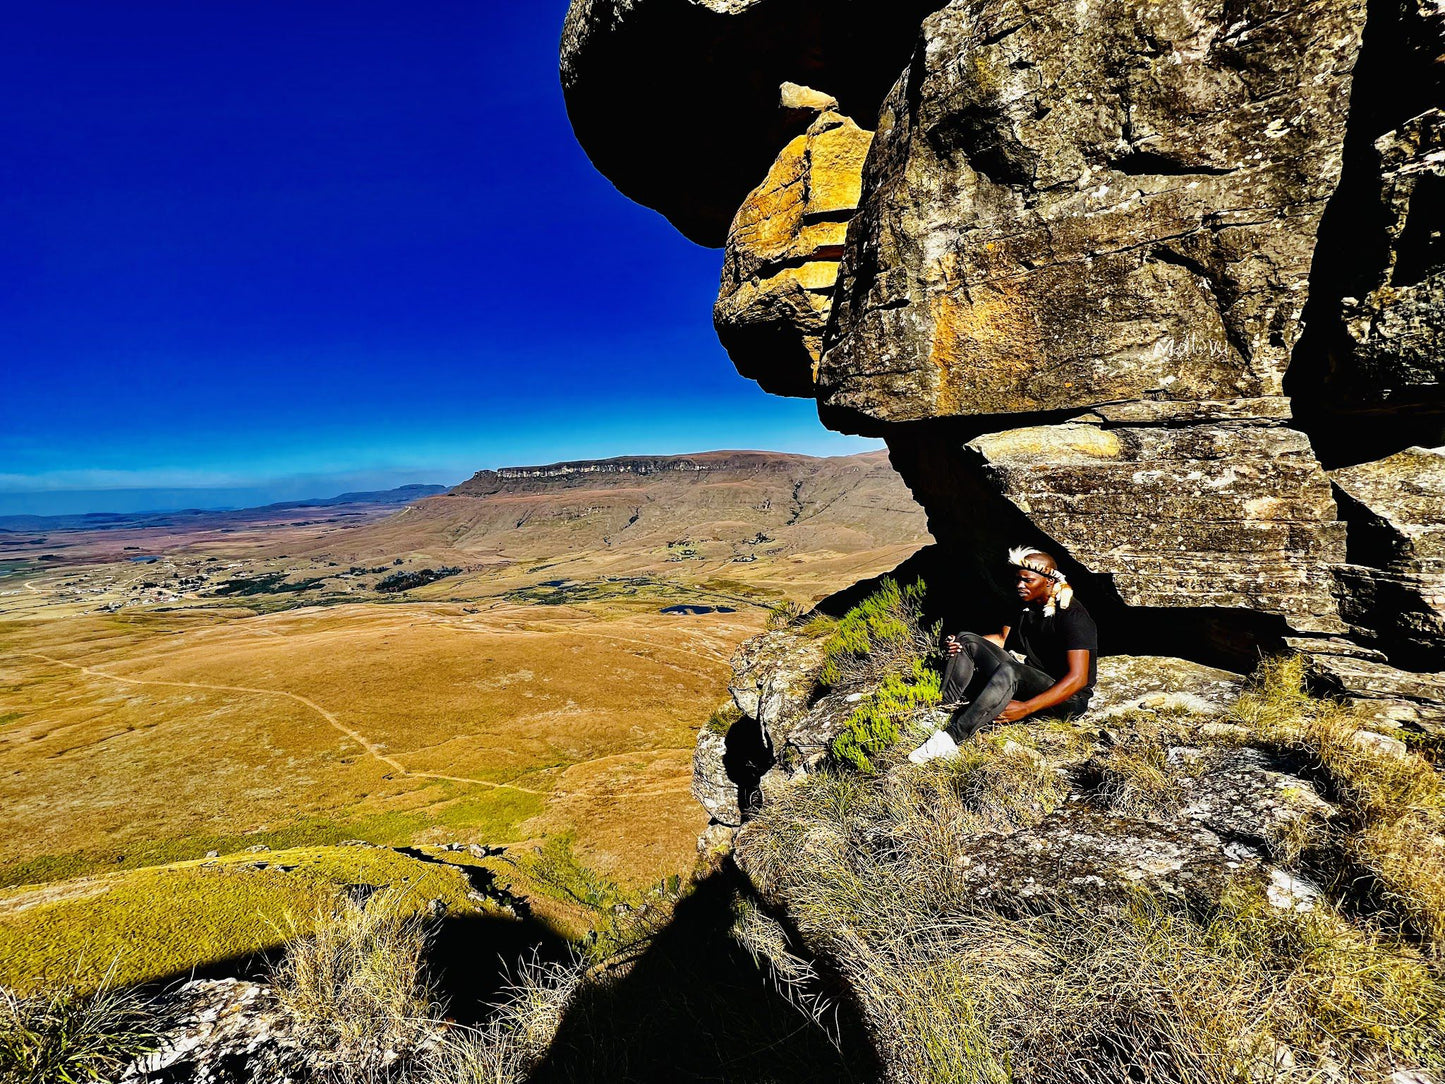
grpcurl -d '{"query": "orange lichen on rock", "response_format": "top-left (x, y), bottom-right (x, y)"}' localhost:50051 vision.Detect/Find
top-left (715, 108), bottom-right (873, 397)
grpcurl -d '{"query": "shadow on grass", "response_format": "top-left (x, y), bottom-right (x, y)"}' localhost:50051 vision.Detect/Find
top-left (528, 867), bottom-right (880, 1084)
top-left (130, 907), bottom-right (572, 1027)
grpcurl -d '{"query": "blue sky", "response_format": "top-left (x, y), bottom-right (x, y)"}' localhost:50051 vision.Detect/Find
top-left (0, 2), bottom-right (875, 515)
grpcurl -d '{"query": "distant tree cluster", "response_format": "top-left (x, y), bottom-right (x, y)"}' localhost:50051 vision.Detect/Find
top-left (375, 567), bottom-right (461, 594)
top-left (212, 573), bottom-right (325, 597)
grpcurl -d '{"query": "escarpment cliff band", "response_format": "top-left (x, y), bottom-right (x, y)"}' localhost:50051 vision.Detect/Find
top-left (563, 0), bottom-right (1445, 729)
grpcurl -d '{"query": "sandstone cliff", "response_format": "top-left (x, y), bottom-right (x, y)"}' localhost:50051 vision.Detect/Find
top-left (563, 0), bottom-right (1445, 730)
top-left (562, 2), bottom-right (1445, 1079)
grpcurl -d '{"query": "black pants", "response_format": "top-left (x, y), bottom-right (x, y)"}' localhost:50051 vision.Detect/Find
top-left (941, 632), bottom-right (1091, 741)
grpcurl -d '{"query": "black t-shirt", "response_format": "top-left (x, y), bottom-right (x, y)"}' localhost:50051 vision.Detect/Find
top-left (1003, 597), bottom-right (1098, 691)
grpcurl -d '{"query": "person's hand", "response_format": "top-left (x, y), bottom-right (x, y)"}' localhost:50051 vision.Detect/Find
top-left (996, 700), bottom-right (1031, 723)
top-left (946, 634), bottom-right (961, 657)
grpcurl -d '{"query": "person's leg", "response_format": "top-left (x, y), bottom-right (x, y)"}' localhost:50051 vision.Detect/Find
top-left (939, 632), bottom-right (990, 705)
top-left (944, 640), bottom-right (1021, 741)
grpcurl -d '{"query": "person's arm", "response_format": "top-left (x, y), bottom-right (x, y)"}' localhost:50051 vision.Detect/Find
top-left (996, 648), bottom-right (1090, 722)
top-left (983, 625), bottom-right (1010, 648)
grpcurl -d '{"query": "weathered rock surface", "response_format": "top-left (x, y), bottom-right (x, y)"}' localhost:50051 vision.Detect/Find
top-left (715, 107), bottom-right (873, 397)
top-left (560, 0), bottom-right (945, 245)
top-left (819, 0), bottom-right (1365, 425)
top-left (1327, 447), bottom-right (1445, 696)
top-left (120, 977), bottom-right (446, 1084)
top-left (1336, 111), bottom-right (1445, 410)
top-left (1333, 447), bottom-right (1445, 570)
top-left (969, 421), bottom-right (1347, 632)
top-left (935, 809), bottom-right (1268, 911)
top-left (1292, 103), bottom-right (1445, 453)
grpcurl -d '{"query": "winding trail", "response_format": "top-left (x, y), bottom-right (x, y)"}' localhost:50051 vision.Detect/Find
top-left (22, 651), bottom-right (549, 797)
top-left (20, 651), bottom-right (698, 802)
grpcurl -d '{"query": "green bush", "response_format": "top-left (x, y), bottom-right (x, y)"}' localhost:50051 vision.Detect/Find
top-left (817, 578), bottom-right (941, 772)
top-left (830, 661), bottom-right (942, 773)
top-left (819, 577), bottom-right (937, 689)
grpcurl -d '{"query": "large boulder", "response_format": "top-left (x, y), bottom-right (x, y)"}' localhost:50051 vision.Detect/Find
top-left (966, 421), bottom-right (1347, 634)
top-left (563, 0), bottom-right (1445, 732)
top-left (817, 0), bottom-right (1365, 426)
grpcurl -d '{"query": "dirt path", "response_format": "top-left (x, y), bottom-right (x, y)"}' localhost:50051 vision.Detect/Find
top-left (21, 651), bottom-right (699, 802)
top-left (22, 651), bottom-right (550, 797)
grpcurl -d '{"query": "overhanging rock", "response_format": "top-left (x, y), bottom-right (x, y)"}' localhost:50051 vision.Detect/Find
top-left (560, 0), bottom-right (943, 245)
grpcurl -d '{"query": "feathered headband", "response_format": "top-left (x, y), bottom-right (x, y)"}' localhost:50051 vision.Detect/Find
top-left (1008, 546), bottom-right (1073, 616)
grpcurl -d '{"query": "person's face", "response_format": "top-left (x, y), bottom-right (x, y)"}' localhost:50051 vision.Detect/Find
top-left (1016, 568), bottom-right (1053, 605)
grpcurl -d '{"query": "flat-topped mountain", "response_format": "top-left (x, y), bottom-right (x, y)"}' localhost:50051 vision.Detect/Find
top-left (335, 450), bottom-right (929, 594)
top-left (457, 450), bottom-right (837, 490)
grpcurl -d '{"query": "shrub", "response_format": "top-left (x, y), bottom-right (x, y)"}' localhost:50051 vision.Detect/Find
top-left (829, 661), bottom-right (942, 773)
top-left (818, 577), bottom-right (937, 689)
top-left (269, 886), bottom-right (441, 1070)
top-left (375, 566), bottom-right (461, 593)
top-left (0, 979), bottom-right (157, 1084)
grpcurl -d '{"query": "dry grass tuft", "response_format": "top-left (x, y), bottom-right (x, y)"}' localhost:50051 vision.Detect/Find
top-left (1091, 711), bottom-right (1204, 820)
top-left (1230, 655), bottom-right (1445, 952)
top-left (414, 953), bottom-right (583, 1084)
top-left (0, 976), bottom-right (157, 1084)
top-left (767, 599), bottom-right (809, 630)
top-left (270, 886), bottom-right (441, 1072)
top-left (739, 668), bottom-right (1445, 1082)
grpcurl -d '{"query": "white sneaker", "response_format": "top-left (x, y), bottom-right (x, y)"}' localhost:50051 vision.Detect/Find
top-left (908, 728), bottom-right (959, 764)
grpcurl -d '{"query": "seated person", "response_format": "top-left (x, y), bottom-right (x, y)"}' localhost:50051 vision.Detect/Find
top-left (909, 546), bottom-right (1097, 764)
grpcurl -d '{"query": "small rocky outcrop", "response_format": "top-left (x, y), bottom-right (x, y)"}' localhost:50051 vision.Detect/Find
top-left (717, 649), bottom-right (1444, 1080)
top-left (694, 623), bottom-right (1248, 830)
top-left (715, 102), bottom-right (873, 397)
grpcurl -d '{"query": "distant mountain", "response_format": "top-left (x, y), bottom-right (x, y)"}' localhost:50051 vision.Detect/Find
top-left (0, 484), bottom-right (447, 533)
top-left (323, 450), bottom-right (931, 585)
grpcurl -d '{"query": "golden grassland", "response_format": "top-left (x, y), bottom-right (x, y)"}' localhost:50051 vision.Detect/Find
top-left (0, 599), bottom-right (757, 988)
top-left (0, 508), bottom-right (922, 995)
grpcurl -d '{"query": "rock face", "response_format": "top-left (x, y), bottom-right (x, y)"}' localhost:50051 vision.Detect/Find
top-left (560, 0), bottom-right (946, 245)
top-left (820, 0), bottom-right (1363, 426)
top-left (1333, 447), bottom-right (1445, 665)
top-left (564, 0), bottom-right (1445, 717)
top-left (1334, 111), bottom-right (1445, 416)
top-left (715, 107), bottom-right (873, 397)
top-left (968, 421), bottom-right (1347, 633)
